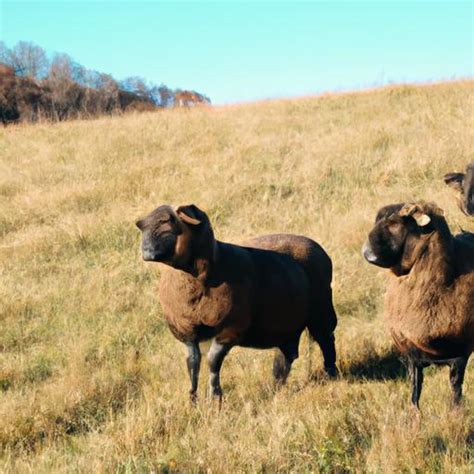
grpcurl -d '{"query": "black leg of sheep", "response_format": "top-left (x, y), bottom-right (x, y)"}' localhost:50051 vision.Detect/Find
top-left (408, 358), bottom-right (425, 408)
top-left (316, 333), bottom-right (338, 378)
top-left (207, 340), bottom-right (232, 405)
top-left (449, 356), bottom-right (468, 405)
top-left (185, 341), bottom-right (201, 404)
top-left (273, 340), bottom-right (299, 385)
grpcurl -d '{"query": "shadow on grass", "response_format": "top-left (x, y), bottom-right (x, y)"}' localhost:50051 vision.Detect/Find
top-left (343, 348), bottom-right (408, 381)
top-left (466, 427), bottom-right (474, 447)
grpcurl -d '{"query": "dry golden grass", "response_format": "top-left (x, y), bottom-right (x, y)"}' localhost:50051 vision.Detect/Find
top-left (0, 80), bottom-right (473, 473)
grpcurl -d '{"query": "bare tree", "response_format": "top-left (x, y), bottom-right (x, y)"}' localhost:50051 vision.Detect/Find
top-left (46, 53), bottom-right (81, 120)
top-left (120, 76), bottom-right (151, 100)
top-left (8, 41), bottom-right (49, 79)
top-left (71, 62), bottom-right (88, 87)
top-left (154, 84), bottom-right (173, 107)
top-left (48, 53), bottom-right (74, 81)
top-left (0, 41), bottom-right (10, 65)
top-left (96, 73), bottom-right (119, 113)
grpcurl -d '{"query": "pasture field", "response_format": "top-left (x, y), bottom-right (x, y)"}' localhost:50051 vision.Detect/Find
top-left (0, 81), bottom-right (473, 473)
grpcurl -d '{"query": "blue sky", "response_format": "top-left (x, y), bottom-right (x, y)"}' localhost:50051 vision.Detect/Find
top-left (1, 1), bottom-right (472, 104)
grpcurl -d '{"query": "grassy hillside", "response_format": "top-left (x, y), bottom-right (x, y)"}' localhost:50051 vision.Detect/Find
top-left (1, 80), bottom-right (473, 473)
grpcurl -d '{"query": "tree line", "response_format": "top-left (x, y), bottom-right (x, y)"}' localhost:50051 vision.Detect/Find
top-left (0, 41), bottom-right (210, 124)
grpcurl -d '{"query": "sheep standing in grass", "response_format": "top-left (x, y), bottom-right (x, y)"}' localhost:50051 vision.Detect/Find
top-left (444, 162), bottom-right (474, 216)
top-left (136, 204), bottom-right (337, 402)
top-left (363, 202), bottom-right (474, 408)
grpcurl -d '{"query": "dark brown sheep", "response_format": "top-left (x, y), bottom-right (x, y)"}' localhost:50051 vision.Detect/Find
top-left (136, 204), bottom-right (337, 402)
top-left (444, 162), bottom-right (474, 216)
top-left (363, 202), bottom-right (474, 408)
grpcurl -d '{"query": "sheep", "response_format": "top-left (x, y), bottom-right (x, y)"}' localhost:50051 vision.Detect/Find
top-left (136, 204), bottom-right (338, 402)
top-left (363, 202), bottom-right (474, 408)
top-left (444, 162), bottom-right (474, 216)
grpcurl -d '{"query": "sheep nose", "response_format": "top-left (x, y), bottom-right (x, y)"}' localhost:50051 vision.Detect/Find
top-left (142, 249), bottom-right (155, 261)
top-left (141, 243), bottom-right (157, 261)
top-left (362, 242), bottom-right (378, 263)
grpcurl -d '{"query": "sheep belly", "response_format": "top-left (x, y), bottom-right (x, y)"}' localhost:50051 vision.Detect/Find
top-left (235, 251), bottom-right (310, 348)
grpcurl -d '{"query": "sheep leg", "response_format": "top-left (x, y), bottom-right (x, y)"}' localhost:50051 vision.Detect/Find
top-left (185, 341), bottom-right (201, 404)
top-left (273, 341), bottom-right (299, 385)
top-left (314, 332), bottom-right (338, 378)
top-left (449, 356), bottom-right (468, 405)
top-left (408, 358), bottom-right (424, 408)
top-left (207, 339), bottom-right (232, 405)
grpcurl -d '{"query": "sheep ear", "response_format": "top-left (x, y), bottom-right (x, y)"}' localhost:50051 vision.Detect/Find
top-left (398, 204), bottom-right (416, 218)
top-left (412, 211), bottom-right (431, 227)
top-left (399, 204), bottom-right (431, 227)
top-left (444, 172), bottom-right (464, 193)
top-left (176, 204), bottom-right (202, 226)
top-left (135, 219), bottom-right (146, 230)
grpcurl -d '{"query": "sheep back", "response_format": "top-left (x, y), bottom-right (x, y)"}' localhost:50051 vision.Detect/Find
top-left (245, 234), bottom-right (337, 334)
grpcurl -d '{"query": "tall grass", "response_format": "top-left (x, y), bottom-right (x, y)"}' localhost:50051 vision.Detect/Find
top-left (0, 81), bottom-right (473, 472)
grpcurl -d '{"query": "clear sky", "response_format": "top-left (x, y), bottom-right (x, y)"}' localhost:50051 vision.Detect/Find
top-left (1, 1), bottom-right (472, 104)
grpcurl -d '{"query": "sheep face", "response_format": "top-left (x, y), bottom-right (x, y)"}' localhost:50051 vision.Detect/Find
top-left (136, 205), bottom-right (183, 263)
top-left (136, 204), bottom-right (214, 274)
top-left (363, 203), bottom-right (435, 276)
top-left (444, 163), bottom-right (474, 216)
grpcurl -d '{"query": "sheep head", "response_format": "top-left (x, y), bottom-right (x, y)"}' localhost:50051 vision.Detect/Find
top-left (136, 204), bottom-right (215, 282)
top-left (363, 202), bottom-right (444, 276)
top-left (444, 163), bottom-right (474, 216)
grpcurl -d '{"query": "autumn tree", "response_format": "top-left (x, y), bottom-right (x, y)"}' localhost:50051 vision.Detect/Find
top-left (5, 41), bottom-right (49, 79)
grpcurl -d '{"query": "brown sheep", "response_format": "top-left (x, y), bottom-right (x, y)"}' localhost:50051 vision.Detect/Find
top-left (444, 162), bottom-right (474, 216)
top-left (363, 202), bottom-right (474, 408)
top-left (136, 204), bottom-right (337, 402)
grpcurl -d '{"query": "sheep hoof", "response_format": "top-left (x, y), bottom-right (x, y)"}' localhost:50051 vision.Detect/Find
top-left (408, 406), bottom-right (422, 429)
top-left (189, 390), bottom-right (198, 405)
top-left (451, 396), bottom-right (464, 409)
top-left (208, 390), bottom-right (223, 410)
top-left (325, 366), bottom-right (339, 379)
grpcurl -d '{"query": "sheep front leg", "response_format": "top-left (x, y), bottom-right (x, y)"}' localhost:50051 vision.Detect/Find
top-left (408, 358), bottom-right (424, 408)
top-left (185, 341), bottom-right (201, 404)
top-left (207, 339), bottom-right (232, 405)
top-left (449, 356), bottom-right (468, 405)
top-left (273, 340), bottom-right (299, 385)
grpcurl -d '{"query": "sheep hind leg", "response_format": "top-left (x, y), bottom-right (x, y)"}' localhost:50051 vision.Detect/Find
top-left (307, 291), bottom-right (338, 378)
top-left (449, 356), bottom-right (468, 406)
top-left (408, 358), bottom-right (424, 409)
top-left (207, 339), bottom-right (232, 406)
top-left (273, 341), bottom-right (299, 386)
top-left (185, 341), bottom-right (201, 404)
top-left (313, 331), bottom-right (338, 378)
